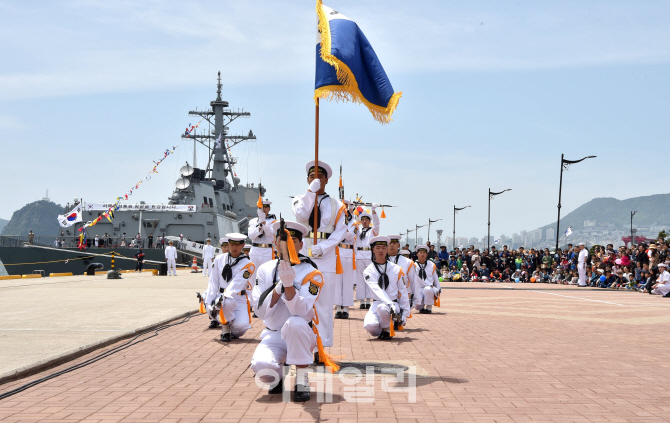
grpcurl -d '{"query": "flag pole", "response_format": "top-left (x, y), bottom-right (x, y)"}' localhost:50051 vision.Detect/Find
top-left (313, 98), bottom-right (319, 245)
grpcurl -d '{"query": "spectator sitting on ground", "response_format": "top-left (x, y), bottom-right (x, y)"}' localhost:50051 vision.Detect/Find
top-left (480, 263), bottom-right (491, 280)
top-left (651, 263), bottom-right (670, 296)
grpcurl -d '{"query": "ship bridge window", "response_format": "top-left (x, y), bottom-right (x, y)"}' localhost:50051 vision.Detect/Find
top-left (208, 198), bottom-right (213, 207)
top-left (142, 221), bottom-right (159, 228)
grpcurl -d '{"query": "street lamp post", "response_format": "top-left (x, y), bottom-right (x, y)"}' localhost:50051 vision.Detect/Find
top-left (415, 224), bottom-right (426, 247)
top-left (406, 229), bottom-right (414, 247)
top-left (489, 189), bottom-right (511, 251)
top-left (453, 205), bottom-right (471, 250)
top-left (428, 218), bottom-right (442, 243)
top-left (555, 154), bottom-right (596, 251)
top-left (630, 211), bottom-right (637, 247)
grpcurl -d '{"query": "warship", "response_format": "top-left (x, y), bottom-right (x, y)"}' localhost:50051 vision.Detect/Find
top-left (0, 72), bottom-right (263, 276)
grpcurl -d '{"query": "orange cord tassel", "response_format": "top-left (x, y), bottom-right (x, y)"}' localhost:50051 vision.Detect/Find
top-left (256, 193), bottom-right (263, 208)
top-left (219, 307), bottom-right (227, 325)
top-left (389, 322), bottom-right (395, 337)
top-left (398, 325), bottom-right (404, 331)
top-left (312, 324), bottom-right (340, 372)
top-left (380, 208), bottom-right (386, 218)
top-left (199, 300), bottom-right (206, 314)
top-left (335, 246), bottom-right (343, 275)
top-left (284, 229), bottom-right (301, 265)
top-left (435, 295), bottom-right (441, 307)
top-left (352, 250), bottom-right (356, 270)
top-left (246, 294), bottom-right (252, 322)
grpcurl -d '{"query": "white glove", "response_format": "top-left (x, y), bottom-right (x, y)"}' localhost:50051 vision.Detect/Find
top-left (308, 179), bottom-right (321, 193)
top-left (278, 260), bottom-right (296, 288)
top-left (401, 317), bottom-right (407, 326)
top-left (389, 302), bottom-right (400, 314)
top-left (257, 208), bottom-right (266, 221)
top-left (309, 244), bottom-right (323, 258)
top-left (372, 203), bottom-right (380, 212)
top-left (274, 282), bottom-right (283, 295)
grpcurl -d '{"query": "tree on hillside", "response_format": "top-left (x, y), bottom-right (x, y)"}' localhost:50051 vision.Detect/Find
top-left (658, 230), bottom-right (668, 242)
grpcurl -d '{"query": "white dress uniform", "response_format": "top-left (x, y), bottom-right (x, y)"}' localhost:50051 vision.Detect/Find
top-left (354, 212), bottom-right (380, 302)
top-left (202, 243), bottom-right (216, 277)
top-left (388, 253), bottom-right (416, 295)
top-left (578, 246), bottom-right (589, 286)
top-left (250, 257), bottom-right (323, 381)
top-left (292, 161), bottom-right (347, 348)
top-left (334, 205), bottom-right (356, 311)
top-left (248, 208), bottom-right (277, 285)
top-left (205, 248), bottom-right (254, 338)
top-left (412, 257), bottom-right (441, 310)
top-left (165, 244), bottom-right (178, 275)
top-left (652, 267), bottom-right (670, 296)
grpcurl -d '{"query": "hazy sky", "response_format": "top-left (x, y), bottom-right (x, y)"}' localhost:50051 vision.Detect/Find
top-left (1, 0), bottom-right (668, 241)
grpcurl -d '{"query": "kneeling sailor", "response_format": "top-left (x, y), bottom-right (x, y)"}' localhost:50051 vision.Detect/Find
top-left (411, 245), bottom-right (441, 314)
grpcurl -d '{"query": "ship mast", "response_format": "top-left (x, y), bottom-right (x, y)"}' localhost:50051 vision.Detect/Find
top-left (181, 71), bottom-right (256, 189)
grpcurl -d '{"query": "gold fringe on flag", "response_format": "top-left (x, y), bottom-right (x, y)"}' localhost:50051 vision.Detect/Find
top-left (315, 0), bottom-right (402, 124)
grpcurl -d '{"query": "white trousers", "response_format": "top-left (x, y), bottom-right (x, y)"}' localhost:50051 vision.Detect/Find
top-left (167, 258), bottom-right (177, 275)
top-left (203, 258), bottom-right (214, 277)
top-left (355, 258), bottom-right (372, 300)
top-left (413, 285), bottom-right (439, 309)
top-left (578, 263), bottom-right (587, 286)
top-left (208, 295), bottom-right (250, 337)
top-left (363, 302), bottom-right (392, 337)
top-left (250, 247), bottom-right (273, 285)
top-left (334, 256), bottom-right (354, 307)
top-left (251, 317), bottom-right (316, 383)
top-left (314, 270), bottom-right (336, 347)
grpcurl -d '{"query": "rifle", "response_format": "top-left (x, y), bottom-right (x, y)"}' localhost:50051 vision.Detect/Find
top-left (393, 308), bottom-right (404, 329)
top-left (339, 163), bottom-right (344, 201)
top-left (352, 201), bottom-right (396, 208)
top-left (277, 214), bottom-right (289, 262)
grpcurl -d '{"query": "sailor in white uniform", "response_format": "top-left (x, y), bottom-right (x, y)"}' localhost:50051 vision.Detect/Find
top-left (205, 233), bottom-right (254, 342)
top-left (202, 237), bottom-right (229, 329)
top-left (202, 238), bottom-right (216, 277)
top-left (165, 240), bottom-right (178, 276)
top-left (411, 245), bottom-right (441, 314)
top-left (292, 160), bottom-right (347, 353)
top-left (251, 221), bottom-right (334, 402)
top-left (248, 198), bottom-right (277, 284)
top-left (577, 242), bottom-right (589, 287)
top-left (334, 200), bottom-right (356, 319)
top-left (355, 209), bottom-right (380, 309)
top-left (651, 263), bottom-right (670, 296)
top-left (387, 234), bottom-right (416, 301)
top-left (362, 236), bottom-right (410, 340)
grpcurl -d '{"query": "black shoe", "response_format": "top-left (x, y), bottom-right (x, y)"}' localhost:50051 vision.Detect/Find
top-left (342, 312), bottom-right (349, 319)
top-left (377, 331), bottom-right (391, 340)
top-left (393, 322), bottom-right (399, 331)
top-left (220, 333), bottom-right (231, 342)
top-left (419, 308), bottom-right (426, 314)
top-left (426, 309), bottom-right (432, 314)
top-left (268, 378), bottom-right (283, 394)
top-left (365, 303), bottom-right (371, 309)
top-left (313, 351), bottom-right (320, 364)
top-left (231, 334), bottom-right (239, 339)
top-left (252, 313), bottom-right (258, 318)
top-left (293, 384), bottom-right (310, 402)
top-left (335, 311), bottom-right (343, 319)
top-left (359, 303), bottom-right (366, 309)
top-left (208, 320), bottom-right (220, 329)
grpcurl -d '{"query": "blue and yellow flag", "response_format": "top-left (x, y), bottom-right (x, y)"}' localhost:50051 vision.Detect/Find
top-left (315, 1), bottom-right (402, 124)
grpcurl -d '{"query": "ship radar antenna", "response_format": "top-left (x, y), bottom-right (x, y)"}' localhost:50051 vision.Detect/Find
top-left (216, 71), bottom-right (222, 101)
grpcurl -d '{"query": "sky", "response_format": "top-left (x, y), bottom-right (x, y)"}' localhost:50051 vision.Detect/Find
top-left (0, 0), bottom-right (669, 242)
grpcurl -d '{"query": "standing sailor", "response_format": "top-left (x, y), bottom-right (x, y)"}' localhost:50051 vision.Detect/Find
top-left (387, 234), bottom-right (416, 299)
top-left (202, 238), bottom-right (216, 277)
top-left (334, 200), bottom-right (356, 319)
top-left (248, 199), bottom-right (277, 283)
top-left (201, 237), bottom-right (229, 329)
top-left (292, 160), bottom-right (347, 354)
top-left (355, 208), bottom-right (380, 309)
top-left (250, 221), bottom-right (337, 402)
top-left (205, 233), bottom-right (254, 342)
top-left (165, 240), bottom-right (177, 276)
top-left (577, 242), bottom-right (589, 287)
top-left (362, 236), bottom-right (410, 340)
top-left (411, 245), bottom-right (441, 314)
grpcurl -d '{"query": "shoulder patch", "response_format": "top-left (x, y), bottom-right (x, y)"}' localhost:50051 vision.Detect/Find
top-left (308, 282), bottom-right (319, 295)
top-left (365, 274), bottom-right (370, 280)
top-left (243, 270), bottom-right (251, 279)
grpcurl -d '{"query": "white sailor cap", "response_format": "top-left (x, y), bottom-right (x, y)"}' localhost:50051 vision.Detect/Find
top-left (219, 237), bottom-right (229, 245)
top-left (271, 220), bottom-right (308, 240)
top-left (206, 238), bottom-right (211, 242)
top-left (387, 235), bottom-right (402, 241)
top-left (305, 160), bottom-right (333, 179)
top-left (243, 244), bottom-right (252, 250)
top-left (659, 263), bottom-right (667, 268)
top-left (261, 199), bottom-right (272, 206)
top-left (399, 249), bottom-right (410, 256)
top-left (226, 233), bottom-right (247, 245)
top-left (579, 242), bottom-right (585, 246)
top-left (360, 212), bottom-right (372, 221)
top-left (370, 236), bottom-right (390, 247)
top-left (416, 244), bottom-right (429, 253)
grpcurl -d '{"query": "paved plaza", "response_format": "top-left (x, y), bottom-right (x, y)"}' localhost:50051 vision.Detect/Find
top-left (1, 279), bottom-right (670, 422)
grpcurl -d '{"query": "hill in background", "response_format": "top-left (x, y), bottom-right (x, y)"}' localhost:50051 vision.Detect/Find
top-left (539, 193), bottom-right (670, 232)
top-left (0, 218), bottom-right (7, 233)
top-left (1, 200), bottom-right (64, 237)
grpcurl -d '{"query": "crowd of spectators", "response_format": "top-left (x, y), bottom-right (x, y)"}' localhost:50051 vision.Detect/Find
top-left (411, 240), bottom-right (670, 296)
